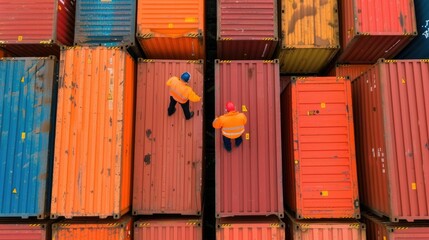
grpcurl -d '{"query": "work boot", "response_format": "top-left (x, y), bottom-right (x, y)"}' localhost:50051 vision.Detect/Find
top-left (235, 137), bottom-right (243, 147)
top-left (186, 111), bottom-right (194, 120)
top-left (168, 108), bottom-right (176, 116)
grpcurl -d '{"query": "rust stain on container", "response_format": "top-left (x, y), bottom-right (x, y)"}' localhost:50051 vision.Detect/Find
top-left (216, 217), bottom-right (285, 240)
top-left (281, 76), bottom-right (360, 219)
top-left (215, 60), bottom-right (283, 218)
top-left (352, 59), bottom-right (429, 222)
top-left (133, 59), bottom-right (203, 215)
top-left (51, 46), bottom-right (135, 219)
top-left (134, 218), bottom-right (202, 240)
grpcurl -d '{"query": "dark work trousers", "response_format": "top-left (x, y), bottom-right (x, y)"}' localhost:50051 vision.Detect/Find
top-left (168, 96), bottom-right (191, 119)
top-left (222, 135), bottom-right (243, 152)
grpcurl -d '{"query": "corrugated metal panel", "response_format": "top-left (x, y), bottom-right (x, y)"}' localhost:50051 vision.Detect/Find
top-left (396, 0), bottom-right (429, 59)
top-left (133, 59), bottom-right (203, 215)
top-left (338, 0), bottom-right (417, 63)
top-left (215, 60), bottom-right (283, 218)
top-left (286, 212), bottom-right (366, 240)
top-left (136, 0), bottom-right (205, 59)
top-left (278, 0), bottom-right (339, 74)
top-left (51, 46), bottom-right (135, 219)
top-left (52, 216), bottom-right (132, 240)
top-left (0, 57), bottom-right (57, 219)
top-left (352, 59), bottom-right (429, 222)
top-left (216, 217), bottom-right (285, 240)
top-left (334, 64), bottom-right (373, 81)
top-left (217, 0), bottom-right (278, 59)
top-left (281, 76), bottom-right (360, 219)
top-left (362, 212), bottom-right (429, 240)
top-left (0, 221), bottom-right (49, 240)
top-left (134, 218), bottom-right (202, 240)
top-left (0, 0), bottom-right (75, 57)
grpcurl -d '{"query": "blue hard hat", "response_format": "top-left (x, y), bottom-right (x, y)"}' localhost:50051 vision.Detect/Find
top-left (181, 72), bottom-right (191, 82)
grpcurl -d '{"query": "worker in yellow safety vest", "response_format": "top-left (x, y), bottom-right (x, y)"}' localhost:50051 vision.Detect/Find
top-left (166, 72), bottom-right (201, 120)
top-left (212, 101), bottom-right (247, 152)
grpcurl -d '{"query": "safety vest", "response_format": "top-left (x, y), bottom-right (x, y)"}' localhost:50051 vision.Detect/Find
top-left (168, 77), bottom-right (189, 103)
top-left (213, 111), bottom-right (247, 139)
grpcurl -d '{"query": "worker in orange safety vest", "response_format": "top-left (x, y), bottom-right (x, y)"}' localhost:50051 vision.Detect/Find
top-left (212, 101), bottom-right (247, 152)
top-left (166, 71), bottom-right (201, 120)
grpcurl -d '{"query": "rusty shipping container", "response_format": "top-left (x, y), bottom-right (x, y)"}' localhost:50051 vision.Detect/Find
top-left (338, 0), bottom-right (417, 63)
top-left (217, 0), bottom-right (278, 60)
top-left (281, 76), bottom-right (360, 219)
top-left (216, 217), bottom-right (285, 240)
top-left (0, 0), bottom-right (75, 57)
top-left (278, 0), bottom-right (340, 74)
top-left (136, 0), bottom-right (205, 59)
top-left (52, 216), bottom-right (132, 240)
top-left (362, 212), bottom-right (429, 240)
top-left (134, 218), bottom-right (202, 240)
top-left (352, 59), bottom-right (429, 222)
top-left (0, 221), bottom-right (51, 240)
top-left (133, 59), bottom-right (203, 215)
top-left (51, 46), bottom-right (135, 219)
top-left (215, 60), bottom-right (283, 218)
top-left (285, 212), bottom-right (366, 240)
top-left (332, 64), bottom-right (373, 81)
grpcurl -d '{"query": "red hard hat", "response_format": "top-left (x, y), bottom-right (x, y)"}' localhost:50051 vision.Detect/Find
top-left (225, 101), bottom-right (235, 112)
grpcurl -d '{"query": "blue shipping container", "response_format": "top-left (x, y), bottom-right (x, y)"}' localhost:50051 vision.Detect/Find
top-left (0, 56), bottom-right (57, 219)
top-left (74, 0), bottom-right (142, 58)
top-left (396, 0), bottom-right (429, 59)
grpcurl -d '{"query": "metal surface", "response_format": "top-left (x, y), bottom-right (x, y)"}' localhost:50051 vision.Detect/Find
top-left (0, 222), bottom-right (49, 240)
top-left (215, 60), bottom-right (283, 218)
top-left (278, 0), bottom-right (339, 73)
top-left (51, 46), bottom-right (135, 219)
top-left (136, 0), bottom-right (205, 59)
top-left (52, 216), bottom-right (132, 240)
top-left (333, 64), bottom-right (373, 81)
top-left (338, 0), bottom-right (417, 63)
top-left (0, 0), bottom-right (75, 57)
top-left (281, 76), bottom-right (360, 219)
top-left (134, 218), bottom-right (202, 240)
top-left (0, 57), bottom-right (57, 219)
top-left (133, 59), bottom-right (203, 215)
top-left (217, 0), bottom-right (278, 59)
top-left (352, 59), bottom-right (429, 222)
top-left (216, 217), bottom-right (285, 240)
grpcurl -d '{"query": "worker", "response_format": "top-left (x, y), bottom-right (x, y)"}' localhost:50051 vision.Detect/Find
top-left (166, 71), bottom-right (201, 120)
top-left (212, 101), bottom-right (247, 152)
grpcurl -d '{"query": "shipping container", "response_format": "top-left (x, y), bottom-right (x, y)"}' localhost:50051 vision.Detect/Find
top-left (0, 0), bottom-right (76, 57)
top-left (215, 60), bottom-right (283, 218)
top-left (51, 46), bottom-right (135, 219)
top-left (0, 57), bottom-right (57, 219)
top-left (0, 48), bottom-right (9, 58)
top-left (74, 0), bottom-right (142, 59)
top-left (133, 59), bottom-right (203, 215)
top-left (216, 217), bottom-right (285, 240)
top-left (332, 64), bottom-right (373, 81)
top-left (136, 0), bottom-right (205, 59)
top-left (0, 220), bottom-right (52, 240)
top-left (217, 0), bottom-right (278, 60)
top-left (362, 212), bottom-right (429, 240)
top-left (352, 59), bottom-right (429, 222)
top-left (281, 76), bottom-right (360, 219)
top-left (285, 212), bottom-right (366, 240)
top-left (338, 0), bottom-right (417, 63)
top-left (52, 215), bottom-right (132, 240)
top-left (396, 0), bottom-right (429, 59)
top-left (278, 0), bottom-right (340, 74)
top-left (134, 218), bottom-right (202, 240)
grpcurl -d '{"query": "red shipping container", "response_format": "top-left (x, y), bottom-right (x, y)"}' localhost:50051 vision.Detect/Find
top-left (332, 64), bottom-right (373, 81)
top-left (217, 0), bottom-right (278, 60)
top-left (352, 59), bottom-right (429, 222)
top-left (285, 212), bottom-right (366, 240)
top-left (0, 221), bottom-right (51, 240)
top-left (362, 212), bottom-right (429, 240)
top-left (134, 218), bottom-right (202, 240)
top-left (338, 0), bottom-right (417, 63)
top-left (133, 59), bottom-right (203, 215)
top-left (281, 76), bottom-right (360, 219)
top-left (216, 217), bottom-right (285, 240)
top-left (215, 60), bottom-right (283, 218)
top-left (0, 0), bottom-right (75, 57)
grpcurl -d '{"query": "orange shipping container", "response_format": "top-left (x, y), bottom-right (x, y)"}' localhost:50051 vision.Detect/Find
top-left (216, 217), bottom-right (285, 240)
top-left (136, 0), bottom-right (205, 59)
top-left (134, 218), bottom-right (202, 240)
top-left (133, 59), bottom-right (203, 215)
top-left (51, 46), bottom-right (135, 219)
top-left (281, 76), bottom-right (360, 219)
top-left (52, 216), bottom-right (132, 240)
